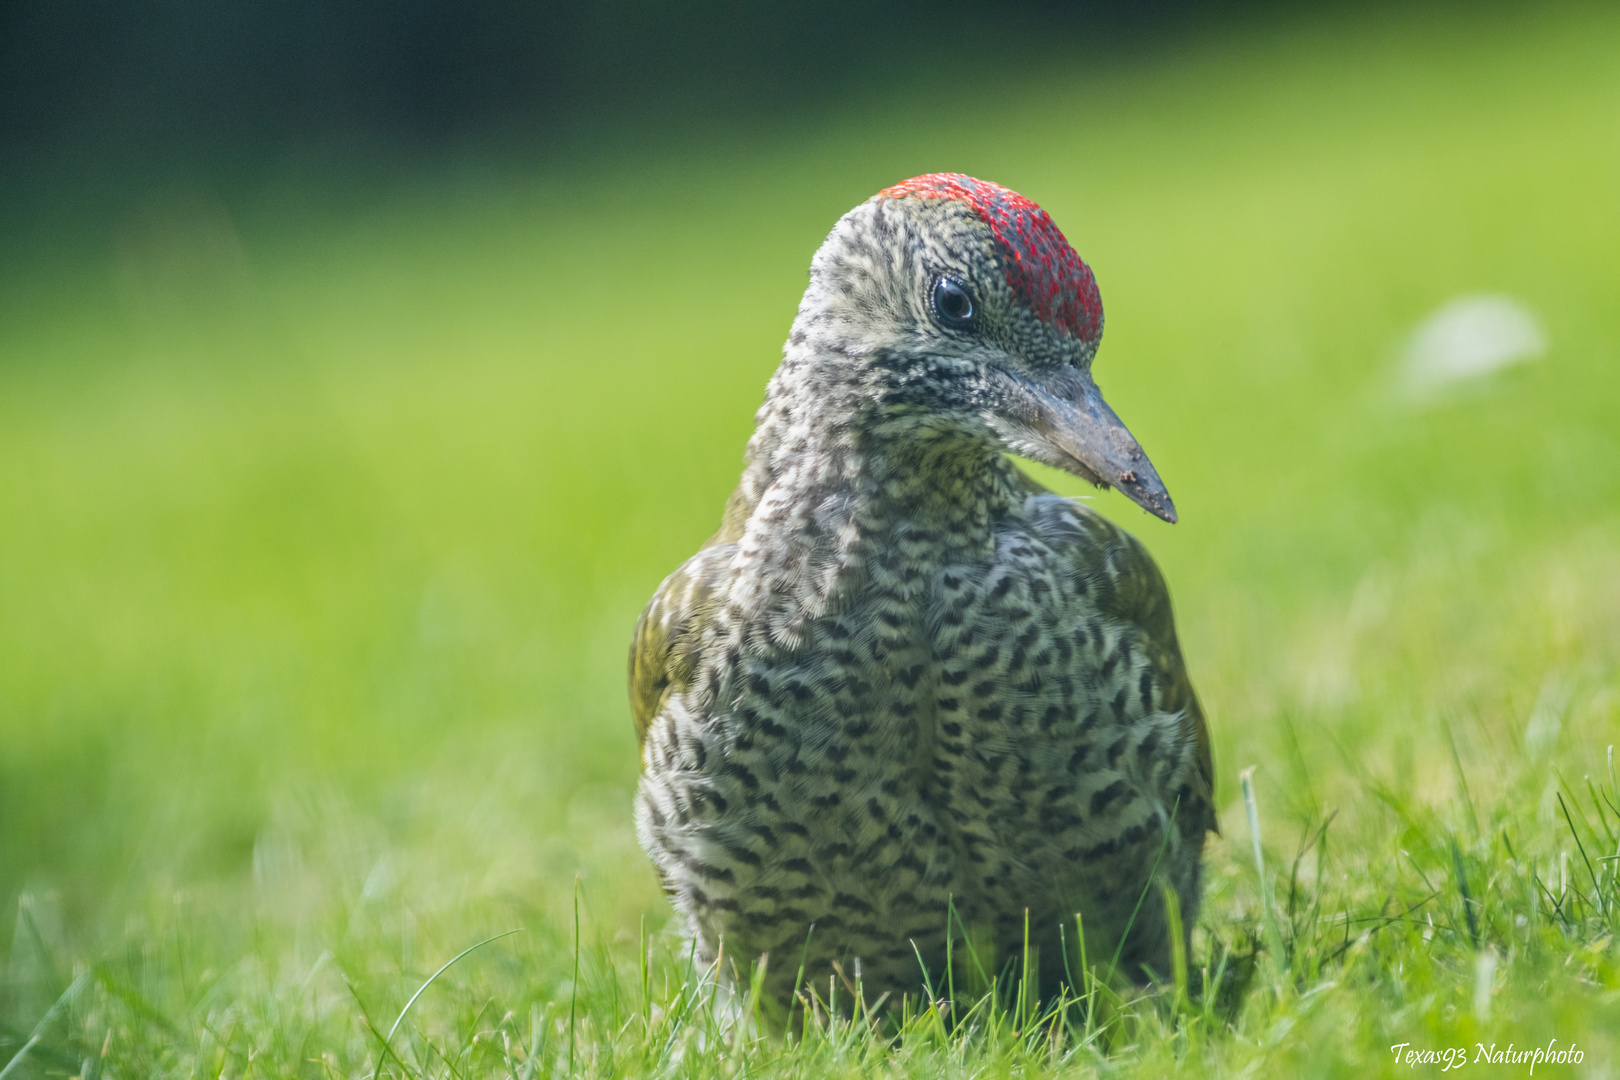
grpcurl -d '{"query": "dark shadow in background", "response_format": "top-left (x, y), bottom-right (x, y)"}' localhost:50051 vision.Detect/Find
top-left (1, 1), bottom-right (1213, 153)
top-left (0, 1), bottom-right (1324, 205)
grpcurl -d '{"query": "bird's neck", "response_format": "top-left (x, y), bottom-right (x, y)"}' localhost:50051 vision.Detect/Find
top-left (748, 350), bottom-right (1019, 509)
top-left (725, 347), bottom-right (1024, 622)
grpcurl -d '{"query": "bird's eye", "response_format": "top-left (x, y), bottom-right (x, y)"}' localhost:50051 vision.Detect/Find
top-left (932, 276), bottom-right (975, 328)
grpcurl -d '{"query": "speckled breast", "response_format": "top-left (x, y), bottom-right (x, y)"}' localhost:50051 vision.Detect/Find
top-left (636, 492), bottom-right (1206, 1007)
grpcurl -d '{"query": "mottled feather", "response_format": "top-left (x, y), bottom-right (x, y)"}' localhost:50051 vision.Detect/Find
top-left (630, 176), bottom-right (1215, 1012)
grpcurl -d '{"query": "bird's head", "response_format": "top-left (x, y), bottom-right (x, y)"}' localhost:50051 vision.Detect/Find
top-left (789, 173), bottom-right (1175, 523)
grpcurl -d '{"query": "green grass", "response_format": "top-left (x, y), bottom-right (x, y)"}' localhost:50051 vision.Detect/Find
top-left (4, 3), bottom-right (1620, 1075)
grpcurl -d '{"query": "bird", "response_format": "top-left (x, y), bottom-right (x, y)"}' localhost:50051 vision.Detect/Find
top-left (629, 173), bottom-right (1214, 1014)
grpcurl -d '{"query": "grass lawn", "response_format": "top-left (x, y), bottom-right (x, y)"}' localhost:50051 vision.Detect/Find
top-left (2, 3), bottom-right (1618, 1075)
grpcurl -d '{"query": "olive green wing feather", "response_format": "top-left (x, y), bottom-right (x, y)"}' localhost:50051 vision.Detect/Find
top-left (1098, 524), bottom-right (1217, 837)
top-left (1028, 489), bottom-right (1217, 837)
top-left (628, 489), bottom-right (749, 745)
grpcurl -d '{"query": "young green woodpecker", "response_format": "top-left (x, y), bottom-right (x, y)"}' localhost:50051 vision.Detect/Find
top-left (630, 174), bottom-right (1214, 1009)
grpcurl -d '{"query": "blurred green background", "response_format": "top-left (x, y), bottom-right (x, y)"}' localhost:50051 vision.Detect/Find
top-left (1, 0), bottom-right (1618, 1058)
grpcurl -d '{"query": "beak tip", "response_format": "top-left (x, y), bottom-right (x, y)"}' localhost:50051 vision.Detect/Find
top-left (1142, 496), bottom-right (1177, 524)
top-left (1112, 471), bottom-right (1176, 524)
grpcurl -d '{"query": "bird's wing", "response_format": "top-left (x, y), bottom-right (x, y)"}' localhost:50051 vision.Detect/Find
top-left (1027, 491), bottom-right (1218, 838)
top-left (628, 489), bottom-right (748, 746)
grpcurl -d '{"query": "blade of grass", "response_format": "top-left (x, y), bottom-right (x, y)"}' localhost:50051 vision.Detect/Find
top-left (517, 1003), bottom-right (546, 1080)
top-left (0, 970), bottom-right (90, 1080)
top-left (790, 922), bottom-right (815, 1040)
top-left (639, 915), bottom-right (650, 1034)
top-left (1585, 776), bottom-right (1617, 849)
top-left (1076, 910), bottom-right (1094, 1042)
top-left (1160, 881), bottom-right (1189, 1014)
top-left (745, 951), bottom-right (769, 1048)
top-left (0, 1037), bottom-right (40, 1080)
top-left (1017, 907), bottom-right (1031, 1034)
top-left (1242, 769), bottom-right (1288, 984)
top-left (1105, 795), bottom-right (1181, 986)
top-left (1449, 838), bottom-right (1480, 948)
top-left (386, 928), bottom-right (524, 1045)
top-left (1558, 793), bottom-right (1603, 910)
top-left (1057, 920), bottom-right (1078, 1047)
top-left (909, 938), bottom-right (950, 1044)
top-left (949, 898), bottom-right (991, 1001)
top-left (92, 967), bottom-right (182, 1038)
top-left (570, 876), bottom-right (580, 1076)
top-left (343, 974), bottom-right (415, 1080)
top-left (1441, 714), bottom-right (1480, 837)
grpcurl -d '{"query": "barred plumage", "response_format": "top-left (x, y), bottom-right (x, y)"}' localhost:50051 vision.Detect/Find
top-left (630, 175), bottom-right (1214, 1011)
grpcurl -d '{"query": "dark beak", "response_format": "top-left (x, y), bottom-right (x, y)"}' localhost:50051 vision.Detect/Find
top-left (991, 369), bottom-right (1177, 523)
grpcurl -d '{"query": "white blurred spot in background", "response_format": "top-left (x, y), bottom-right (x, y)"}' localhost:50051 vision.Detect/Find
top-left (1399, 294), bottom-right (1547, 403)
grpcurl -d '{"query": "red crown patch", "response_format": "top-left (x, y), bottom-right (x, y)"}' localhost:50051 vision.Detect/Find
top-left (880, 173), bottom-right (1102, 346)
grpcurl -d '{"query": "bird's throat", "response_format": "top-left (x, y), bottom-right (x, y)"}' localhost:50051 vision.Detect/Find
top-left (728, 355), bottom-right (1025, 626)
